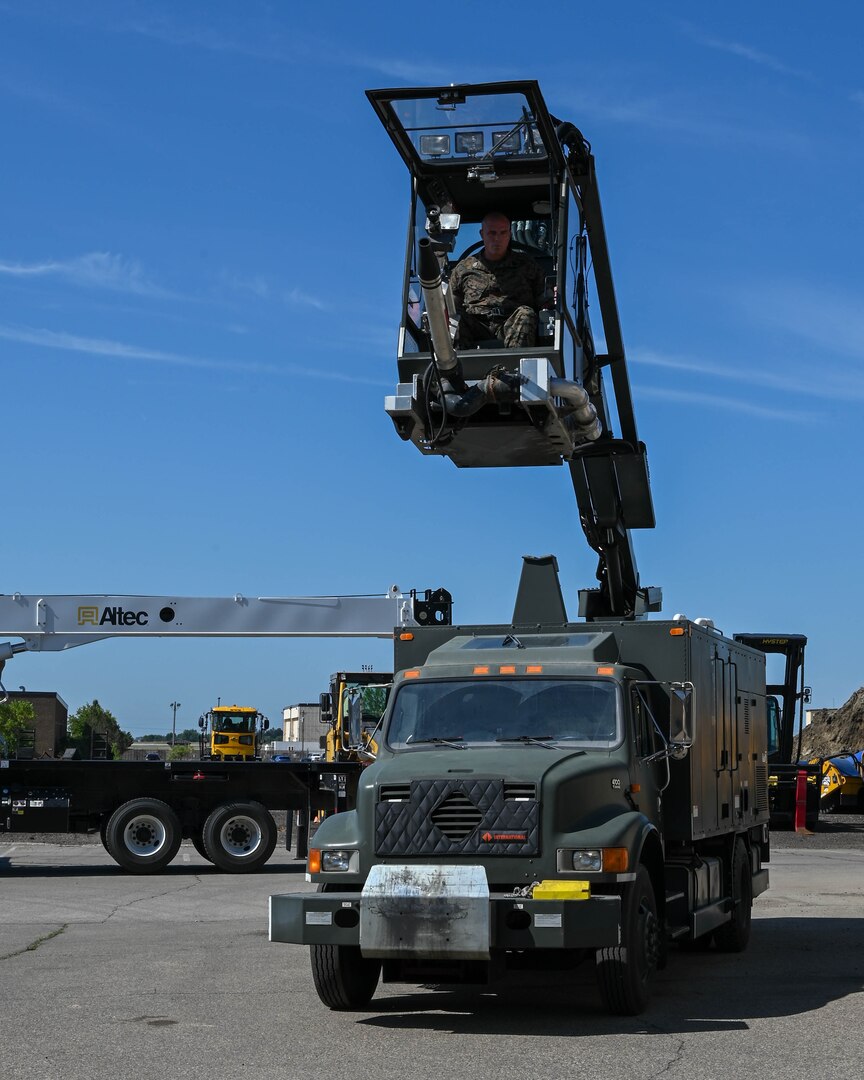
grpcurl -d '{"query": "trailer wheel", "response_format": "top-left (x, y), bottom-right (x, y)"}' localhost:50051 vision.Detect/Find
top-left (104, 798), bottom-right (182, 874)
top-left (310, 945), bottom-right (381, 1010)
top-left (714, 840), bottom-right (752, 953)
top-left (596, 864), bottom-right (660, 1015)
top-left (202, 801), bottom-right (277, 873)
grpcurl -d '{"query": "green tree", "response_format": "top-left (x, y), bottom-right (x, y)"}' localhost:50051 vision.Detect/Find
top-left (167, 743), bottom-right (191, 761)
top-left (0, 699), bottom-right (36, 755)
top-left (69, 699), bottom-right (133, 759)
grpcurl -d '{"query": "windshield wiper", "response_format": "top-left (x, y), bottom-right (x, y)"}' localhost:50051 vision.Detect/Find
top-left (496, 735), bottom-right (556, 747)
top-left (410, 736), bottom-right (466, 749)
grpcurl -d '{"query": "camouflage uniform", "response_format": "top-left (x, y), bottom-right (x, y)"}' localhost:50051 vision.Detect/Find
top-left (449, 249), bottom-right (547, 348)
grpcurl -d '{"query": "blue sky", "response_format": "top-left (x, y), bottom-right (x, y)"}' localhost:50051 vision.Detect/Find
top-left (2, 1), bottom-right (862, 736)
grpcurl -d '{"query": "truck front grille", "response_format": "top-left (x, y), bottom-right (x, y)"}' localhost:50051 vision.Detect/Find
top-left (503, 782), bottom-right (536, 801)
top-left (430, 792), bottom-right (483, 840)
top-left (375, 778), bottom-right (539, 857)
top-left (378, 784), bottom-right (410, 802)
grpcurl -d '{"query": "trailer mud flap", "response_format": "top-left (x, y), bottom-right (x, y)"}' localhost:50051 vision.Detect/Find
top-left (752, 867), bottom-right (769, 899)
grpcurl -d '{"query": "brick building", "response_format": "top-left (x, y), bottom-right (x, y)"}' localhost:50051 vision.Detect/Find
top-left (4, 690), bottom-right (68, 758)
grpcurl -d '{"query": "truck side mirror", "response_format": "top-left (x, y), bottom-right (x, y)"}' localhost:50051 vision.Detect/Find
top-left (319, 692), bottom-right (332, 722)
top-left (198, 717), bottom-right (205, 729)
top-left (669, 684), bottom-right (693, 759)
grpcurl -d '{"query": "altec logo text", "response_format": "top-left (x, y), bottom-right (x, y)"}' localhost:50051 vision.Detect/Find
top-left (78, 606), bottom-right (149, 626)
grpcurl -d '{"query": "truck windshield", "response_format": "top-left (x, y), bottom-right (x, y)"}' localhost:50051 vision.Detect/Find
top-left (214, 714), bottom-right (255, 733)
top-left (389, 90), bottom-right (548, 166)
top-left (387, 678), bottom-right (620, 749)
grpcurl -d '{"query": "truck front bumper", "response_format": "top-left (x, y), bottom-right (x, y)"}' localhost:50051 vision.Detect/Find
top-left (270, 865), bottom-right (622, 960)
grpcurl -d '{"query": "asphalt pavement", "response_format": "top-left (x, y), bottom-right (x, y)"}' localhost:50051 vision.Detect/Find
top-left (1, 829), bottom-right (862, 1080)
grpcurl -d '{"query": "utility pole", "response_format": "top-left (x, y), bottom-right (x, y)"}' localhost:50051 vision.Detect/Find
top-left (170, 701), bottom-right (181, 747)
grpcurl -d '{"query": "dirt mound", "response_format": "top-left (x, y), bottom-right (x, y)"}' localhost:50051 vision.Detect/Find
top-left (799, 687), bottom-right (864, 760)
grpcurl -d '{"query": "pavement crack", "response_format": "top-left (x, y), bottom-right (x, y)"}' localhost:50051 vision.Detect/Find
top-left (0, 923), bottom-right (68, 961)
top-left (644, 1025), bottom-right (685, 1077)
top-left (101, 874), bottom-right (204, 921)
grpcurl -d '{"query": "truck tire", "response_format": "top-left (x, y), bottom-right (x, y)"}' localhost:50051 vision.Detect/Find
top-left (595, 864), bottom-right (660, 1015)
top-left (202, 801), bottom-right (277, 873)
top-left (714, 840), bottom-right (752, 953)
top-left (104, 798), bottom-right (182, 874)
top-left (310, 945), bottom-right (381, 1010)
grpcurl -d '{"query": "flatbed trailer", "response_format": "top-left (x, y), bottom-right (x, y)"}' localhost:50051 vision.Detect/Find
top-left (1, 757), bottom-right (361, 873)
top-left (0, 586), bottom-right (449, 873)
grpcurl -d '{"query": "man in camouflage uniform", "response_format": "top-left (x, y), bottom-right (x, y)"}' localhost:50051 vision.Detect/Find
top-left (449, 211), bottom-right (547, 348)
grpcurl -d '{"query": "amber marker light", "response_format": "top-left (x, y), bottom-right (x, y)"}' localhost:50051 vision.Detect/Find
top-left (499, 664), bottom-right (516, 674)
top-left (399, 632), bottom-right (414, 641)
top-left (670, 627), bottom-right (685, 637)
top-left (473, 665), bottom-right (490, 675)
top-left (404, 669), bottom-right (421, 679)
top-left (526, 664), bottom-right (543, 674)
top-left (308, 849), bottom-right (321, 874)
top-left (602, 848), bottom-right (629, 872)
top-left (596, 666), bottom-right (614, 675)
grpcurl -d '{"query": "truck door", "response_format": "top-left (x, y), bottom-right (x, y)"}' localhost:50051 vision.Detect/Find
top-left (630, 685), bottom-right (665, 829)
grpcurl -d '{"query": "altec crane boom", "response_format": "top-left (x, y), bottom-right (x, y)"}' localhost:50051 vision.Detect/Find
top-left (0, 587), bottom-right (452, 671)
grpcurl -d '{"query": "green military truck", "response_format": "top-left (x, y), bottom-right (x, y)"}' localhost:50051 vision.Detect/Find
top-left (270, 595), bottom-right (771, 1015)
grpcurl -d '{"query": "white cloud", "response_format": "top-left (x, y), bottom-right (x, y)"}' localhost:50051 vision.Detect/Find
top-left (0, 323), bottom-right (389, 386)
top-left (553, 89), bottom-right (810, 154)
top-left (734, 282), bottom-right (864, 367)
top-left (634, 383), bottom-right (819, 422)
top-left (678, 22), bottom-right (815, 81)
top-left (0, 252), bottom-right (178, 299)
top-left (633, 343), bottom-right (864, 404)
top-left (283, 287), bottom-right (325, 310)
top-left (125, 13), bottom-right (451, 83)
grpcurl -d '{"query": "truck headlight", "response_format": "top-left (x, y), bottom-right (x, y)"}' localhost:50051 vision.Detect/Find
top-left (570, 849), bottom-right (602, 872)
top-left (321, 850), bottom-right (353, 872)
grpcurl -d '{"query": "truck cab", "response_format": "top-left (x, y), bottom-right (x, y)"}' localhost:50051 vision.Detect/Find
top-left (199, 705), bottom-right (268, 762)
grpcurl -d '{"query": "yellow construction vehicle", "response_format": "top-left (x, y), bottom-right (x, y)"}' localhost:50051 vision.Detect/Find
top-left (319, 672), bottom-right (391, 763)
top-left (199, 705), bottom-right (269, 761)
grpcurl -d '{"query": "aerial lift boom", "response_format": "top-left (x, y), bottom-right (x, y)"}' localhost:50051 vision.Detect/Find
top-left (368, 81), bottom-right (660, 619)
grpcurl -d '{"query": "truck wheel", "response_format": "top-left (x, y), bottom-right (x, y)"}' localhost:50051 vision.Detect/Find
top-left (714, 840), bottom-right (752, 953)
top-left (596, 864), bottom-right (660, 1015)
top-left (202, 801), bottom-right (276, 873)
top-left (104, 798), bottom-right (182, 874)
top-left (310, 945), bottom-right (381, 1010)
